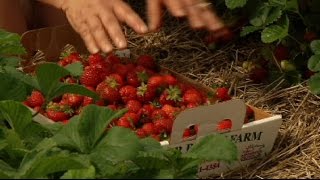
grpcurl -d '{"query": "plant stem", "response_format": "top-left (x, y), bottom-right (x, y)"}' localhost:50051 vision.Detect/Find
top-left (288, 34), bottom-right (303, 45)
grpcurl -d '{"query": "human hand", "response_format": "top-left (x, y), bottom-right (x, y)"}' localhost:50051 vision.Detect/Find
top-left (147, 0), bottom-right (225, 32)
top-left (60, 0), bottom-right (148, 54)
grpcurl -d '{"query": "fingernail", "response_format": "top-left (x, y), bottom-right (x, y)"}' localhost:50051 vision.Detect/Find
top-left (117, 40), bottom-right (127, 49)
top-left (91, 46), bottom-right (99, 54)
top-left (104, 45), bottom-right (113, 53)
top-left (140, 25), bottom-right (148, 33)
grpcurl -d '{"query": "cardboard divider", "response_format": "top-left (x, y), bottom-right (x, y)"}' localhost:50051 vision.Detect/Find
top-left (170, 99), bottom-right (247, 144)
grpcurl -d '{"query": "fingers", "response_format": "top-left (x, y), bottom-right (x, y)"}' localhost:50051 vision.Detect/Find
top-left (147, 0), bottom-right (163, 31)
top-left (163, 0), bottom-right (186, 17)
top-left (183, 0), bottom-right (206, 29)
top-left (114, 1), bottom-right (148, 34)
top-left (66, 12), bottom-right (99, 54)
top-left (199, 6), bottom-right (225, 31)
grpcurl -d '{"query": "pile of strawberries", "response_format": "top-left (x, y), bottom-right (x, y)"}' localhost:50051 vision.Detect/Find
top-left (23, 52), bottom-right (254, 141)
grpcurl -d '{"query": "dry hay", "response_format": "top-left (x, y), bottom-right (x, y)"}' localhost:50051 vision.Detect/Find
top-left (118, 8), bottom-right (320, 178)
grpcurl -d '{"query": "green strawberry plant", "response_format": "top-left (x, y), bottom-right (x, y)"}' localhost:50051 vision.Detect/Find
top-left (0, 30), bottom-right (239, 178)
top-left (307, 40), bottom-right (320, 94)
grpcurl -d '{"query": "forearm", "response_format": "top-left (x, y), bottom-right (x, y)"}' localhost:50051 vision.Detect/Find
top-left (36, 0), bottom-right (64, 9)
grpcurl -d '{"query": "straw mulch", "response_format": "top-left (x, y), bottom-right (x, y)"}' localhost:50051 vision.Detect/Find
top-left (122, 2), bottom-right (320, 178)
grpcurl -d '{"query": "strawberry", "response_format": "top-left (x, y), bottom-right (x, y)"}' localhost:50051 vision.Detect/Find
top-left (46, 104), bottom-right (73, 122)
top-left (62, 119), bottom-right (69, 125)
top-left (100, 86), bottom-right (121, 104)
top-left (137, 55), bottom-right (156, 70)
top-left (151, 109), bottom-right (168, 121)
top-left (142, 123), bottom-right (156, 136)
top-left (136, 129), bottom-right (147, 138)
top-left (107, 73), bottom-right (124, 88)
top-left (33, 106), bottom-right (45, 114)
top-left (117, 117), bottom-right (133, 129)
top-left (304, 70), bottom-right (316, 79)
top-left (125, 63), bottom-right (136, 72)
top-left (80, 66), bottom-right (103, 87)
top-left (139, 104), bottom-right (156, 123)
top-left (105, 53), bottom-right (121, 64)
top-left (249, 67), bottom-right (268, 83)
top-left (147, 75), bottom-right (165, 89)
top-left (274, 44), bottom-right (289, 61)
top-left (123, 112), bottom-right (140, 125)
top-left (215, 87), bottom-right (231, 101)
top-left (186, 103), bottom-right (199, 109)
top-left (88, 53), bottom-right (104, 66)
top-left (112, 63), bottom-right (129, 78)
top-left (182, 88), bottom-right (203, 105)
top-left (177, 83), bottom-right (193, 94)
top-left (217, 119), bottom-right (232, 131)
top-left (162, 104), bottom-right (179, 119)
top-left (151, 134), bottom-right (161, 141)
top-left (137, 83), bottom-right (156, 103)
top-left (107, 104), bottom-right (118, 111)
top-left (25, 90), bottom-right (45, 108)
top-left (64, 77), bottom-right (77, 84)
top-left (126, 100), bottom-right (142, 113)
top-left (59, 52), bottom-right (82, 66)
top-left (183, 129), bottom-right (192, 138)
top-left (127, 70), bottom-right (149, 87)
top-left (163, 74), bottom-right (178, 86)
top-left (304, 31), bottom-right (318, 42)
top-left (62, 93), bottom-right (84, 108)
top-left (154, 118), bottom-right (173, 134)
top-left (119, 85), bottom-right (137, 103)
top-left (82, 96), bottom-right (94, 106)
top-left (159, 86), bottom-right (182, 106)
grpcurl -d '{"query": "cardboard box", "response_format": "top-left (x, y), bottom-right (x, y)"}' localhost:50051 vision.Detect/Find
top-left (20, 25), bottom-right (283, 178)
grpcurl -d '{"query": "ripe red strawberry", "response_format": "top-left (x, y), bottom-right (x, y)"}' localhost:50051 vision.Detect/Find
top-left (62, 93), bottom-right (84, 108)
top-left (112, 63), bottom-right (129, 78)
top-left (119, 85), bottom-right (137, 103)
top-left (136, 129), bottom-right (147, 138)
top-left (33, 106), bottom-right (45, 114)
top-left (163, 74), bottom-right (178, 86)
top-left (186, 103), bottom-right (199, 109)
top-left (82, 96), bottom-right (94, 106)
top-left (59, 52), bottom-right (82, 66)
top-left (249, 67), bottom-right (268, 83)
top-left (274, 44), bottom-right (289, 61)
top-left (159, 86), bottom-right (182, 106)
top-left (154, 118), bottom-right (173, 134)
top-left (183, 129), bottom-right (191, 138)
top-left (151, 134), bottom-right (161, 141)
top-left (80, 66), bottom-right (103, 87)
top-left (137, 83), bottom-right (156, 103)
top-left (88, 53), bottom-right (104, 66)
top-left (123, 112), bottom-right (140, 125)
top-left (151, 109), bottom-right (168, 121)
top-left (177, 83), bottom-right (192, 94)
top-left (46, 106), bottom-right (73, 122)
top-left (147, 75), bottom-right (165, 89)
top-left (25, 90), bottom-right (45, 108)
top-left (162, 104), bottom-right (179, 119)
top-left (127, 70), bottom-right (149, 87)
top-left (107, 104), bottom-right (118, 111)
top-left (105, 54), bottom-right (121, 64)
top-left (139, 104), bottom-right (156, 123)
top-left (107, 73), bottom-right (124, 88)
top-left (182, 88), bottom-right (203, 105)
top-left (62, 119), bottom-right (69, 125)
top-left (126, 100), bottom-right (142, 113)
top-left (137, 55), bottom-right (156, 70)
top-left (246, 106), bottom-right (254, 119)
top-left (64, 77), bottom-right (77, 84)
top-left (215, 87), bottom-right (231, 101)
top-left (117, 117), bottom-right (133, 129)
top-left (125, 63), bottom-right (136, 72)
top-left (217, 119), bottom-right (232, 131)
top-left (100, 86), bottom-right (121, 103)
top-left (304, 31), bottom-right (318, 42)
top-left (142, 123), bottom-right (156, 136)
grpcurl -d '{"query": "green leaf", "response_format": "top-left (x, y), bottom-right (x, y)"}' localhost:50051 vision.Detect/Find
top-left (308, 73), bottom-right (320, 95)
top-left (285, 0), bottom-right (299, 13)
top-left (3, 66), bottom-right (39, 90)
top-left (154, 169), bottom-right (174, 179)
top-left (0, 160), bottom-right (16, 178)
top-left (0, 101), bottom-right (32, 137)
top-left (139, 137), bottom-right (163, 152)
top-left (308, 54), bottom-right (320, 72)
top-left (250, 5), bottom-right (283, 27)
top-left (310, 40), bottom-right (320, 54)
top-left (61, 165), bottom-right (95, 179)
top-left (261, 15), bottom-right (289, 43)
top-left (78, 106), bottom-right (126, 153)
top-left (49, 83), bottom-right (99, 102)
top-left (90, 128), bottom-right (143, 173)
top-left (53, 116), bottom-right (83, 152)
top-left (186, 134), bottom-right (238, 163)
top-left (0, 57), bottom-right (21, 67)
top-left (0, 73), bottom-right (27, 101)
top-left (0, 29), bottom-right (26, 55)
top-left (64, 62), bottom-right (84, 77)
top-left (36, 63), bottom-right (70, 96)
top-left (268, 0), bottom-right (286, 6)
top-left (134, 151), bottom-right (170, 170)
top-left (240, 26), bottom-right (262, 37)
top-left (100, 161), bottom-right (140, 178)
top-left (225, 0), bottom-right (247, 9)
